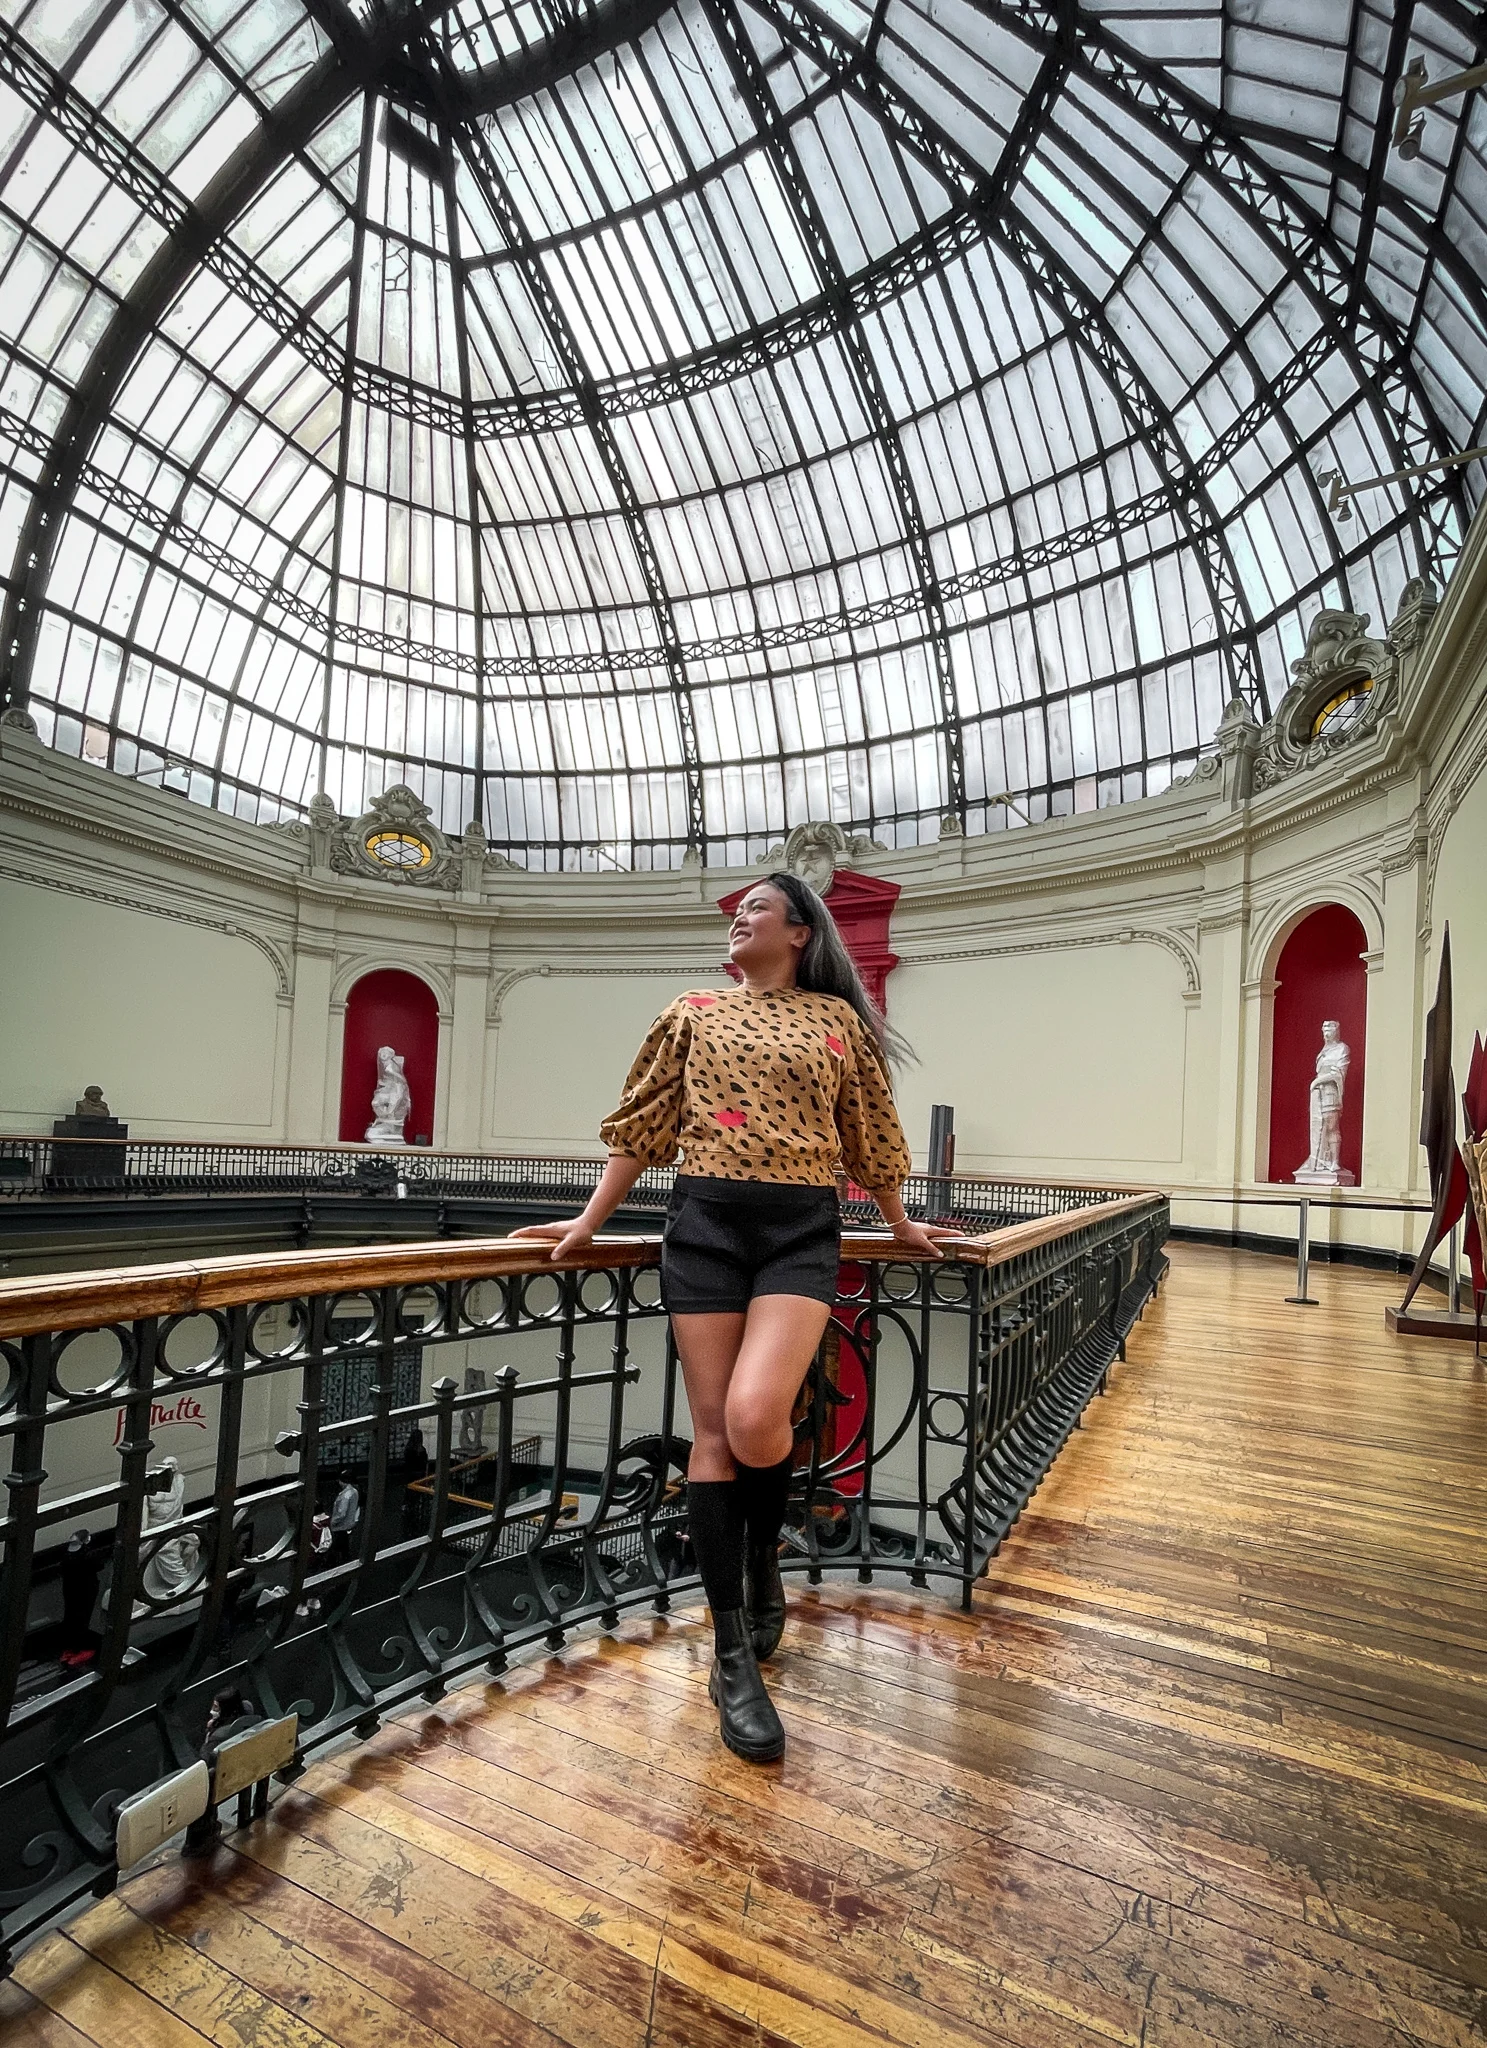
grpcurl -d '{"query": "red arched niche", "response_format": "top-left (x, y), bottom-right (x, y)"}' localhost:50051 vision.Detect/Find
top-left (339, 970), bottom-right (439, 1145)
top-left (1266, 905), bottom-right (1368, 1184)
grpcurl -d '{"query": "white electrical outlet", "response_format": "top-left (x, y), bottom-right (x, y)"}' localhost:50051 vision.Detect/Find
top-left (115, 1760), bottom-right (210, 1870)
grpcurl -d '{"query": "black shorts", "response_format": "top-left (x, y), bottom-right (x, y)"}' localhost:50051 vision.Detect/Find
top-left (661, 1176), bottom-right (842, 1314)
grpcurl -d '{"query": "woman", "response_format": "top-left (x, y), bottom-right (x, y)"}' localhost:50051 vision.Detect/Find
top-left (513, 875), bottom-right (959, 1764)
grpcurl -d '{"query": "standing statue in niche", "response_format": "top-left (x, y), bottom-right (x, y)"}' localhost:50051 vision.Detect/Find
top-left (1295, 1021), bottom-right (1356, 1186)
top-left (366, 1045), bottom-right (412, 1146)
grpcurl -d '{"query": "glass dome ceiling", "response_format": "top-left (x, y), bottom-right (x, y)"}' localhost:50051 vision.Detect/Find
top-left (0, 0), bottom-right (1482, 868)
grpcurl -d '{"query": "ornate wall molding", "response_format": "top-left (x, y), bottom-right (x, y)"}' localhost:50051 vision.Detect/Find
top-left (1379, 827), bottom-right (1429, 879)
top-left (900, 925), bottom-right (1201, 999)
top-left (1246, 881), bottom-right (1386, 984)
top-left (0, 859), bottom-right (293, 997)
top-left (487, 961), bottom-right (721, 1025)
top-left (757, 819), bottom-right (886, 893)
top-left (290, 785), bottom-right (523, 891)
top-left (329, 954), bottom-right (453, 1012)
top-left (1250, 581), bottom-right (1436, 794)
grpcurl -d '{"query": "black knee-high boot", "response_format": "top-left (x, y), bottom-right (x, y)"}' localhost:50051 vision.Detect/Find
top-left (686, 1479), bottom-right (784, 1763)
top-left (736, 1452), bottom-right (793, 1661)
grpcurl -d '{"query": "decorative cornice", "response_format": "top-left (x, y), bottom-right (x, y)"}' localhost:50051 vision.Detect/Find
top-left (1379, 829), bottom-right (1429, 879)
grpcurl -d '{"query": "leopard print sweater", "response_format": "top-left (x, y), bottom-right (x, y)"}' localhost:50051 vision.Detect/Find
top-left (599, 985), bottom-right (912, 1195)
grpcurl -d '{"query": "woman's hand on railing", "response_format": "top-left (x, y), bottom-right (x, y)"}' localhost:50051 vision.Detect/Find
top-left (509, 1218), bottom-right (599, 1262)
top-left (889, 1218), bottom-right (969, 1260)
top-left (509, 1153), bottom-right (648, 1260)
top-left (874, 1186), bottom-right (968, 1260)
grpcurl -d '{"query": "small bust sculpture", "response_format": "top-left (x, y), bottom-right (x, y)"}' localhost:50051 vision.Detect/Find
top-left (74, 1085), bottom-right (110, 1120)
top-left (365, 1045), bottom-right (412, 1146)
top-left (1296, 1020), bottom-right (1355, 1185)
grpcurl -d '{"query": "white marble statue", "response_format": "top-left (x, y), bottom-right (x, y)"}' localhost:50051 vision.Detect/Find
top-left (137, 1457), bottom-right (201, 1606)
top-left (365, 1044), bottom-right (411, 1145)
top-left (1295, 1021), bottom-right (1355, 1186)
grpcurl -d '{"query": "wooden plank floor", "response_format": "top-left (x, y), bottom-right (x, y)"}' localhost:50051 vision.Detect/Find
top-left (5, 1245), bottom-right (1485, 2048)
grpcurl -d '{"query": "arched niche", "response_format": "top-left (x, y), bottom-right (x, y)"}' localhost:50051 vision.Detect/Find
top-left (339, 970), bottom-right (440, 1145)
top-left (1265, 905), bottom-right (1368, 1184)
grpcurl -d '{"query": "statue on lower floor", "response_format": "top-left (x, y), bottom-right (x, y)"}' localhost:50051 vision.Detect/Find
top-left (1296, 1021), bottom-right (1355, 1186)
top-left (365, 1045), bottom-right (412, 1146)
top-left (138, 1456), bottom-right (201, 1605)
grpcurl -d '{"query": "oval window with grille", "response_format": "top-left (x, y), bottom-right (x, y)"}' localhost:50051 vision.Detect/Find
top-left (1310, 680), bottom-right (1373, 741)
top-left (366, 829), bottom-right (434, 870)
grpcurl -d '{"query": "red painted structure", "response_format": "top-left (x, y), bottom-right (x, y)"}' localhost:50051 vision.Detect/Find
top-left (1267, 904), bottom-right (1368, 1183)
top-left (338, 969), bottom-right (439, 1145)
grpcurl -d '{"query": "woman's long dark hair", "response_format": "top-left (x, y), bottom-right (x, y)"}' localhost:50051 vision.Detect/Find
top-left (762, 871), bottom-right (914, 1069)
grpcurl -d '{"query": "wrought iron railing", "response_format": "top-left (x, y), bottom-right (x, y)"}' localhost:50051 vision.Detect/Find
top-left (0, 1192), bottom-right (1169, 1970)
top-left (0, 1135), bottom-right (1126, 1229)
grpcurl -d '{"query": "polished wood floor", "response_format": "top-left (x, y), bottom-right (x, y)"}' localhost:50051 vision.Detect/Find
top-left (5, 1246), bottom-right (1485, 2048)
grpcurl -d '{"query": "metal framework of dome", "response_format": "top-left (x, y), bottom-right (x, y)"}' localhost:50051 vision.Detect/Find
top-left (0, 0), bottom-right (1482, 868)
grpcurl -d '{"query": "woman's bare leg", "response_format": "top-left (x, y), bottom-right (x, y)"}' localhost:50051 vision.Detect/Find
top-left (724, 1295), bottom-right (833, 1467)
top-left (670, 1312), bottom-right (747, 1480)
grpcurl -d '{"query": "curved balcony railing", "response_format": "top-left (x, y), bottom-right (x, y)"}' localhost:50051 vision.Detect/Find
top-left (0, 1189), bottom-right (1169, 1972)
top-left (0, 1134), bottom-right (1130, 1229)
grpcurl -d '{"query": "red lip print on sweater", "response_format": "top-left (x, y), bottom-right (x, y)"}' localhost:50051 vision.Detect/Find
top-left (712, 1109), bottom-right (748, 1128)
top-left (685, 994), bottom-right (718, 1009)
top-left (825, 1034), bottom-right (845, 1058)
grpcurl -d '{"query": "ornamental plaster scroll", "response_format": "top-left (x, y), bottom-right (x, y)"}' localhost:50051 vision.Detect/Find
top-left (487, 961), bottom-right (724, 1025)
top-left (1252, 578), bottom-right (1438, 793)
top-left (270, 785), bottom-right (522, 890)
top-left (1171, 579), bottom-right (1439, 803)
top-left (758, 820), bottom-right (886, 895)
top-left (902, 925), bottom-right (1201, 1000)
top-left (0, 860), bottom-right (293, 997)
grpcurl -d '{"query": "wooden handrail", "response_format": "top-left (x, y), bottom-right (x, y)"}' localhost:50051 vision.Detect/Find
top-left (0, 1195), bottom-right (1165, 1339)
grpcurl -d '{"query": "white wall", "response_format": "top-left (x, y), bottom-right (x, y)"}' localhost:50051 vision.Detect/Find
top-left (0, 878), bottom-right (283, 1134)
top-left (490, 971), bottom-right (723, 1153)
top-left (893, 945), bottom-right (1189, 1175)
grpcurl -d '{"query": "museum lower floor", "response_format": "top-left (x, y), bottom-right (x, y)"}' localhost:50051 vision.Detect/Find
top-left (4, 1241), bottom-right (1482, 2048)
